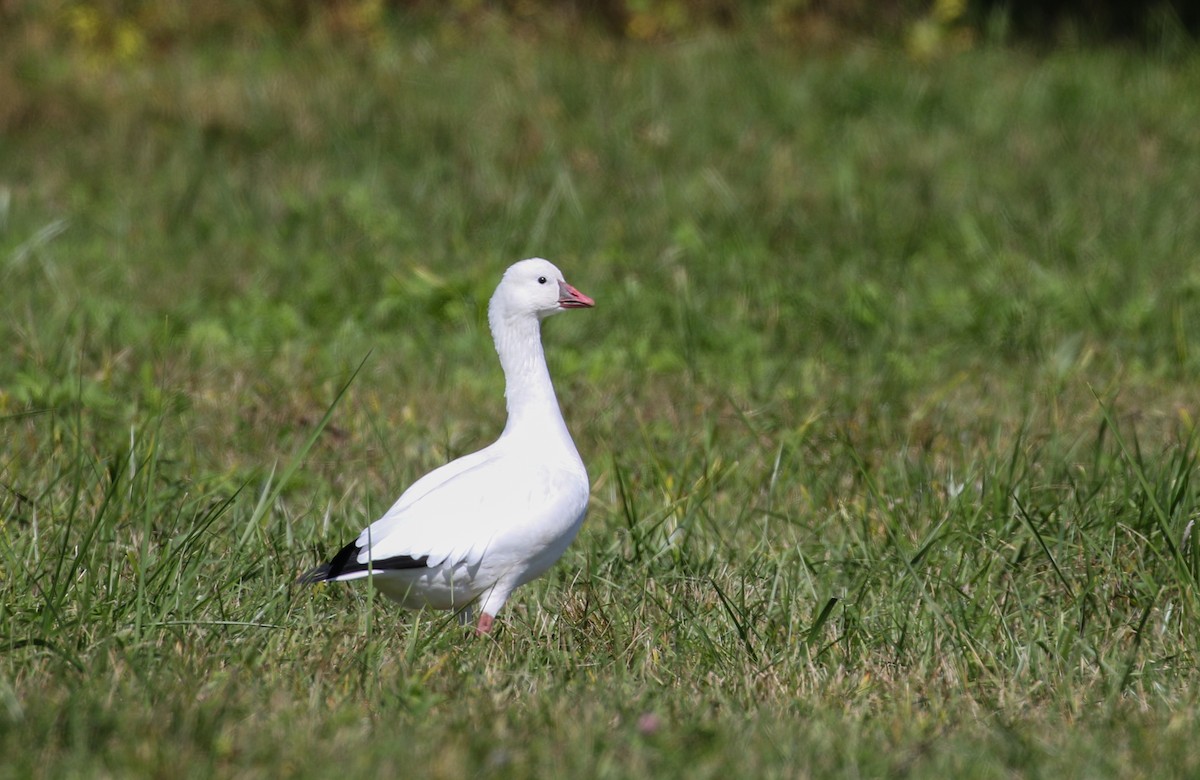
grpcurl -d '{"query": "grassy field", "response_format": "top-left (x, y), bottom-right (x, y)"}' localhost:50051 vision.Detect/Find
top-left (2, 19), bottom-right (1200, 777)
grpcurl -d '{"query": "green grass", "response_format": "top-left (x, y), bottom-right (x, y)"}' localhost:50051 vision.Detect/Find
top-left (2, 22), bottom-right (1200, 777)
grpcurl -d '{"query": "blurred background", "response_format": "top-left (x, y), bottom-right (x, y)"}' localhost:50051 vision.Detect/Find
top-left (4, 0), bottom-right (1199, 449)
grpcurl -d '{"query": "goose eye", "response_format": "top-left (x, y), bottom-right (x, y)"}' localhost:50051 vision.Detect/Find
top-left (537, 276), bottom-right (547, 284)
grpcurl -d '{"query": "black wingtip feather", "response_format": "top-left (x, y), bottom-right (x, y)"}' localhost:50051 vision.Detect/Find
top-left (298, 539), bottom-right (430, 585)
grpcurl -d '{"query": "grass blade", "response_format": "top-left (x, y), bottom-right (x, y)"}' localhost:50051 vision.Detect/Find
top-left (240, 353), bottom-right (371, 548)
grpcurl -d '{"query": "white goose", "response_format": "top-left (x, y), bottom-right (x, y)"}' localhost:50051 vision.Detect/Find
top-left (299, 258), bottom-right (594, 635)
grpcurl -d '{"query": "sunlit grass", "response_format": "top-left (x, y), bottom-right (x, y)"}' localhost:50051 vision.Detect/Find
top-left (1, 24), bottom-right (1199, 778)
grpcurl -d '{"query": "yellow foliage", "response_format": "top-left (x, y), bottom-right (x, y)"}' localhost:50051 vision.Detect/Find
top-left (65, 4), bottom-right (102, 45)
top-left (907, 0), bottom-right (973, 62)
top-left (934, 0), bottom-right (966, 24)
top-left (906, 17), bottom-right (943, 62)
top-left (113, 21), bottom-right (145, 63)
top-left (62, 3), bottom-right (147, 65)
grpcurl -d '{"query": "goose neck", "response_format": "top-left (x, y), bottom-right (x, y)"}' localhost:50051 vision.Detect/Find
top-left (490, 310), bottom-right (564, 431)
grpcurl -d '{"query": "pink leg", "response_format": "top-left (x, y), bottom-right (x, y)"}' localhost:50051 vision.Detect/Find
top-left (475, 612), bottom-right (495, 636)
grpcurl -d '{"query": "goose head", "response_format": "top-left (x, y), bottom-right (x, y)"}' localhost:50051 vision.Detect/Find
top-left (490, 258), bottom-right (594, 323)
